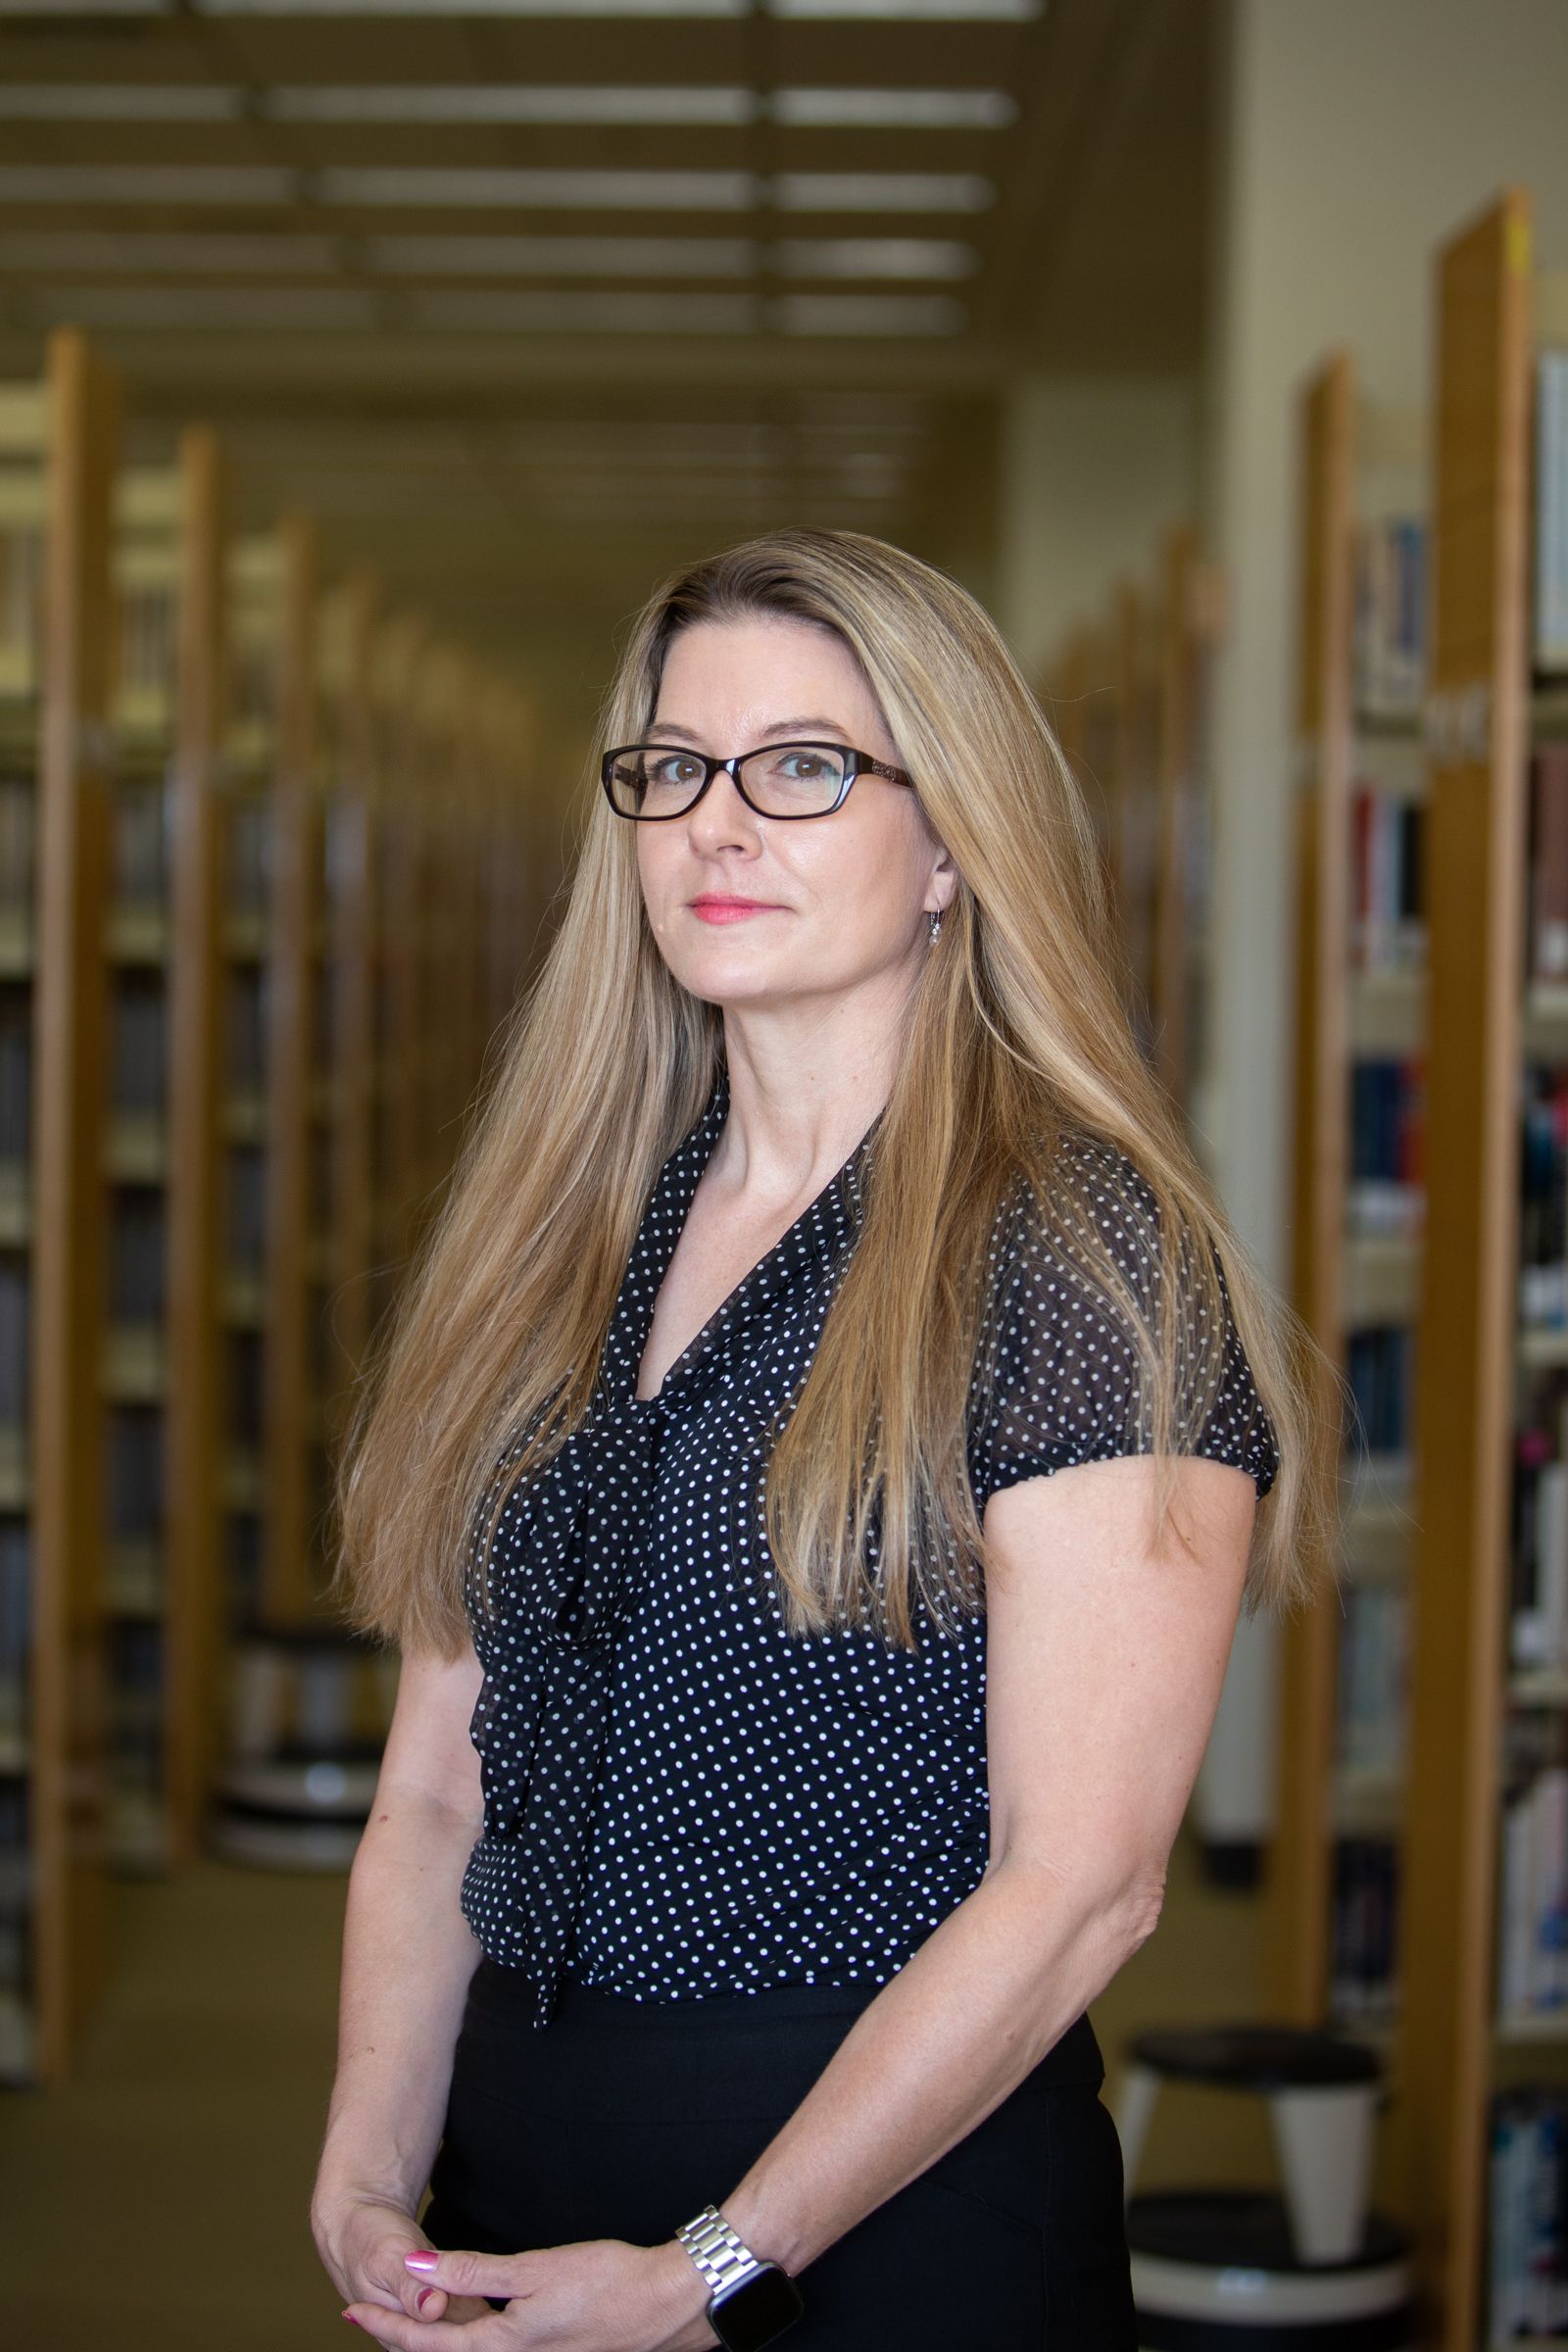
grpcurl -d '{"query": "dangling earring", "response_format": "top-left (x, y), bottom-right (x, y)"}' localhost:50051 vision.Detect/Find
top-left (927, 906), bottom-right (943, 945)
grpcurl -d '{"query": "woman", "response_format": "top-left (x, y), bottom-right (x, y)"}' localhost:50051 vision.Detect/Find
top-left (311, 529), bottom-right (1333, 2350)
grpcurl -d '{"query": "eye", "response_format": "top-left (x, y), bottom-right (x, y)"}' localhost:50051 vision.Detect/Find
top-left (775, 750), bottom-right (830, 780)
top-left (647, 752), bottom-right (704, 787)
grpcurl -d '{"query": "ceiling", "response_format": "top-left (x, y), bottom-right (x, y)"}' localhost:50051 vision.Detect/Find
top-left (0, 0), bottom-right (1212, 715)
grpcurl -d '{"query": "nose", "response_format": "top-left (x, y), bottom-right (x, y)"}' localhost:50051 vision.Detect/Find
top-left (684, 761), bottom-right (759, 842)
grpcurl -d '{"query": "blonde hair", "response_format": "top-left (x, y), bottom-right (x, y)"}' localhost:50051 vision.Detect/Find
top-left (331, 527), bottom-right (1341, 1658)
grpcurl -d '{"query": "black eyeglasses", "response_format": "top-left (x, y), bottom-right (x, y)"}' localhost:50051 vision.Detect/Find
top-left (600, 739), bottom-right (913, 822)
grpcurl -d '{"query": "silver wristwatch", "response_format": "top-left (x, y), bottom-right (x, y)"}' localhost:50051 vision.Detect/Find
top-left (674, 2205), bottom-right (804, 2350)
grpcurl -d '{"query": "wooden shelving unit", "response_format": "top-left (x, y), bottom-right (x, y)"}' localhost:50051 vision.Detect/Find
top-left (101, 432), bottom-right (227, 1875)
top-left (0, 323), bottom-right (550, 2042)
top-left (1269, 355), bottom-right (1429, 2062)
top-left (316, 571), bottom-right (380, 1430)
top-left (0, 330), bottom-right (119, 2085)
top-left (1388, 185), bottom-right (1568, 2348)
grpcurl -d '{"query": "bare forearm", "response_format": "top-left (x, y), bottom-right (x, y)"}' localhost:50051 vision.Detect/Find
top-left (314, 1788), bottom-right (484, 2219)
top-left (717, 1858), bottom-right (1150, 2278)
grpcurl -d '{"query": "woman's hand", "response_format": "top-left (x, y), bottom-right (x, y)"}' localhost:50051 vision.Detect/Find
top-left (314, 2191), bottom-right (487, 2329)
top-left (339, 2236), bottom-right (721, 2349)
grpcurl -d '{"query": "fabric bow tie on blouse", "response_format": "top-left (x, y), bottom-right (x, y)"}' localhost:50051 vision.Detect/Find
top-left (460, 1394), bottom-right (662, 2029)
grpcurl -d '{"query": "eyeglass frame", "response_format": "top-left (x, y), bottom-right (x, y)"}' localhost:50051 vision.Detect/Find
top-left (599, 738), bottom-right (914, 822)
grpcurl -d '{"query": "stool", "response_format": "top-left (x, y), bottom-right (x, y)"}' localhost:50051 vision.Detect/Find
top-left (210, 1627), bottom-right (395, 1870)
top-left (1114, 2025), bottom-right (1415, 2348)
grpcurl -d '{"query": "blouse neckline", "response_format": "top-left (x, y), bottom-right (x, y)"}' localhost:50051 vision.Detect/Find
top-left (607, 1062), bottom-right (886, 1417)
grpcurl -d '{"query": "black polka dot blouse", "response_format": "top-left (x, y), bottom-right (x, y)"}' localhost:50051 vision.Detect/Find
top-left (458, 1062), bottom-right (1280, 2033)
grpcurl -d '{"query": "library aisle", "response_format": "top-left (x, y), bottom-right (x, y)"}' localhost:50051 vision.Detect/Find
top-left (7, 5), bottom-right (1568, 2348)
top-left (0, 1825), bottom-right (1276, 2352)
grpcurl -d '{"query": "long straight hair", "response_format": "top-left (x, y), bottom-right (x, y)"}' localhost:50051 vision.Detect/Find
top-left (330, 528), bottom-right (1341, 1657)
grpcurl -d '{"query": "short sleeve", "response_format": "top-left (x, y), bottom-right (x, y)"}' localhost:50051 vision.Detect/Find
top-left (966, 1142), bottom-right (1281, 1513)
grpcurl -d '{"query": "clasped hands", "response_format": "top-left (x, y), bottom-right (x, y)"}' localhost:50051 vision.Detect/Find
top-left (326, 2199), bottom-right (721, 2351)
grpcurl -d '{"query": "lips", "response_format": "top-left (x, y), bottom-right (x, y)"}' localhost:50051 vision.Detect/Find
top-left (691, 894), bottom-right (780, 921)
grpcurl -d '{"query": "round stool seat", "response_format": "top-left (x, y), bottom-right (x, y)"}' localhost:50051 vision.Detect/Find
top-left (1128, 2190), bottom-right (1415, 2349)
top-left (1129, 2025), bottom-right (1381, 2092)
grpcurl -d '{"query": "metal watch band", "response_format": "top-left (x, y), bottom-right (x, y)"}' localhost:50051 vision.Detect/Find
top-left (675, 2204), bottom-right (768, 2299)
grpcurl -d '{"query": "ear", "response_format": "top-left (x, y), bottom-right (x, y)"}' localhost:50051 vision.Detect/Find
top-left (929, 843), bottom-right (957, 907)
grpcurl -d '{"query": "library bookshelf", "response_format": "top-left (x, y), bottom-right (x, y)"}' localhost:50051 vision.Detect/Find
top-left (1268, 355), bottom-right (1429, 2069)
top-left (0, 329), bottom-right (118, 2086)
top-left (102, 431), bottom-right (225, 1878)
top-left (1384, 187), bottom-right (1568, 2347)
top-left (0, 331), bottom-right (549, 2075)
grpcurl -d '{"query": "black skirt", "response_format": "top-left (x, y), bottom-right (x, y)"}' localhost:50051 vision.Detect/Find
top-left (421, 1961), bottom-right (1137, 2350)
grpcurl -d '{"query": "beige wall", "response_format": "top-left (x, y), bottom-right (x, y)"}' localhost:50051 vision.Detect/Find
top-left (993, 374), bottom-right (1200, 681)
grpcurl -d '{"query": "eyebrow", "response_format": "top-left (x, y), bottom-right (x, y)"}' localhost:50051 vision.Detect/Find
top-left (642, 716), bottom-right (855, 744)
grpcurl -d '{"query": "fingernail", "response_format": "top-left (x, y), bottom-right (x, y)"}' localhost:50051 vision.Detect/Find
top-left (405, 2251), bottom-right (438, 2273)
top-left (341, 2316), bottom-right (361, 2328)
top-left (416, 2288), bottom-right (435, 2311)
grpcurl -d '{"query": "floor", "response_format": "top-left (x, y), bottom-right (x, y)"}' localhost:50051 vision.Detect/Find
top-left (1, 1827), bottom-right (1278, 2351)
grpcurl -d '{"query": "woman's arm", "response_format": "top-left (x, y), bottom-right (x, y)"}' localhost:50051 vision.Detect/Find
top-left (311, 1639), bottom-right (488, 2321)
top-left (705, 1450), bottom-right (1256, 2282)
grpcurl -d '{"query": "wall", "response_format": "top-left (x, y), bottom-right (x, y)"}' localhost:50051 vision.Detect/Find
top-left (993, 375), bottom-right (1200, 679)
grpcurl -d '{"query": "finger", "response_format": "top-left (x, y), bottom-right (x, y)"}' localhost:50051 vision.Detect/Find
top-left (370, 2229), bottom-right (451, 2321)
top-left (343, 2304), bottom-right (507, 2350)
top-left (404, 2248), bottom-right (530, 2303)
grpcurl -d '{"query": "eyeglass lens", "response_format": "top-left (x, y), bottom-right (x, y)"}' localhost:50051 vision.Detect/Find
top-left (608, 744), bottom-right (848, 818)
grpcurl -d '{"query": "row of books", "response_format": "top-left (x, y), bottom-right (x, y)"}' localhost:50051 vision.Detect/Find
top-left (1530, 749), bottom-right (1568, 984)
top-left (111, 980), bottom-right (166, 1122)
top-left (1335, 1586), bottom-right (1408, 1778)
top-left (109, 1195), bottom-right (164, 1329)
top-left (1354, 518), bottom-right (1425, 721)
top-left (1330, 1836), bottom-right (1398, 2025)
top-left (0, 771), bottom-right (280, 927)
top-left (1498, 1714), bottom-right (1568, 2021)
top-left (0, 997), bottom-right (29, 1163)
top-left (108, 1620), bottom-right (162, 1797)
top-left (0, 532), bottom-right (42, 693)
top-left (1521, 1067), bottom-right (1568, 1329)
top-left (0, 1263), bottom-right (25, 1430)
top-left (1490, 2088), bottom-right (1568, 2340)
top-left (1349, 783), bottom-right (1425, 972)
top-left (1348, 1056), bottom-right (1425, 1233)
top-left (0, 1525), bottom-right (25, 1755)
top-left (0, 778), bottom-right (32, 912)
top-left (118, 585), bottom-right (175, 706)
top-left (1513, 1395), bottom-right (1568, 1675)
top-left (1344, 1324), bottom-right (1416, 1461)
top-left (0, 1782), bottom-right (27, 1995)
top-left (108, 1407), bottom-right (161, 1544)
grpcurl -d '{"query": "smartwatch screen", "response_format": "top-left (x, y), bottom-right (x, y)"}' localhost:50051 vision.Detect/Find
top-left (713, 2263), bottom-right (805, 2347)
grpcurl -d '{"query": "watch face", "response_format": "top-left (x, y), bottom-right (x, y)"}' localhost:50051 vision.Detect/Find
top-left (711, 2263), bottom-right (805, 2350)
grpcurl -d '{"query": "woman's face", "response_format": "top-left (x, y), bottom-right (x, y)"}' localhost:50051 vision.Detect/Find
top-left (635, 612), bottom-right (952, 1014)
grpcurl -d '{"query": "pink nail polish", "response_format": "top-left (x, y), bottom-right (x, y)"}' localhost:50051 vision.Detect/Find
top-left (416, 2288), bottom-right (435, 2312)
top-left (405, 2251), bottom-right (438, 2273)
top-left (341, 2315), bottom-right (361, 2328)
